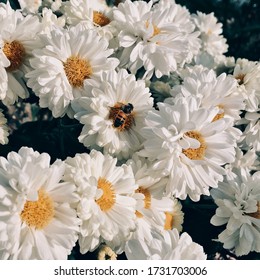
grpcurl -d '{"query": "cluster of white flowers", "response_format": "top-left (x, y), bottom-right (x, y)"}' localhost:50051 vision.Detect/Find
top-left (0, 0), bottom-right (259, 260)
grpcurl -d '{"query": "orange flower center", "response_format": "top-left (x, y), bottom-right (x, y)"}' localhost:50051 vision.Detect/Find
top-left (3, 40), bottom-right (25, 72)
top-left (95, 177), bottom-right (116, 212)
top-left (20, 189), bottom-right (54, 230)
top-left (164, 212), bottom-right (174, 230)
top-left (182, 130), bottom-right (206, 160)
top-left (135, 187), bottom-right (151, 209)
top-left (63, 55), bottom-right (93, 88)
top-left (93, 11), bottom-right (111, 26)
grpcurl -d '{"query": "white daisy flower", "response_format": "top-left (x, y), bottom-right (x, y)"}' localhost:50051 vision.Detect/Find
top-left (39, 8), bottom-right (66, 37)
top-left (0, 1), bottom-right (14, 18)
top-left (169, 65), bottom-right (245, 123)
top-left (139, 96), bottom-right (238, 201)
top-left (225, 147), bottom-right (260, 180)
top-left (0, 110), bottom-right (9, 144)
top-left (64, 150), bottom-right (137, 254)
top-left (0, 2), bottom-right (42, 105)
top-left (61, 0), bottom-right (117, 46)
top-left (26, 24), bottom-right (119, 118)
top-left (192, 11), bottom-right (228, 58)
top-left (62, 0), bottom-right (111, 26)
top-left (0, 48), bottom-right (9, 93)
top-left (214, 55), bottom-right (235, 75)
top-left (125, 228), bottom-right (207, 260)
top-left (232, 58), bottom-right (260, 112)
top-left (0, 147), bottom-right (79, 260)
top-left (113, 0), bottom-right (200, 79)
top-left (18, 0), bottom-right (42, 13)
top-left (72, 69), bottom-right (153, 160)
top-left (148, 71), bottom-right (183, 104)
top-left (153, 0), bottom-right (201, 64)
top-left (160, 197), bottom-right (184, 234)
top-left (150, 80), bottom-right (172, 100)
top-left (241, 112), bottom-right (260, 152)
top-left (126, 154), bottom-right (174, 244)
top-left (42, 0), bottom-right (62, 12)
top-left (211, 169), bottom-right (260, 256)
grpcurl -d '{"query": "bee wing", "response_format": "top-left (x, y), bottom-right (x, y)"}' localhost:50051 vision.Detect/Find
top-left (133, 117), bottom-right (136, 126)
top-left (128, 114), bottom-right (136, 126)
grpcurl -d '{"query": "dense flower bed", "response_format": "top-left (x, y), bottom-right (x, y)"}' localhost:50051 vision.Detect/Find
top-left (0, 0), bottom-right (259, 260)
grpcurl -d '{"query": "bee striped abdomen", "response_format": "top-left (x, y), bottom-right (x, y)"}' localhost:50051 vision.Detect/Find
top-left (109, 102), bottom-right (135, 131)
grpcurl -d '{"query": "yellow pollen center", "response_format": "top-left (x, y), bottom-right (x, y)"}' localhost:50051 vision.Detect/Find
top-left (164, 212), bottom-right (174, 230)
top-left (63, 55), bottom-right (93, 88)
top-left (145, 21), bottom-right (161, 37)
top-left (3, 40), bottom-right (25, 72)
top-left (235, 73), bottom-right (246, 85)
top-left (95, 177), bottom-right (116, 212)
top-left (20, 189), bottom-right (54, 230)
top-left (247, 202), bottom-right (260, 219)
top-left (135, 187), bottom-right (151, 209)
top-left (212, 105), bottom-right (225, 122)
top-left (182, 130), bottom-right (206, 160)
top-left (93, 11), bottom-right (111, 26)
top-left (152, 25), bottom-right (161, 37)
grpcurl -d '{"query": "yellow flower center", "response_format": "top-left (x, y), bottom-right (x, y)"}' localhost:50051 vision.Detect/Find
top-left (152, 25), bottom-right (161, 37)
top-left (3, 40), bottom-right (26, 72)
top-left (93, 11), bottom-right (111, 26)
top-left (235, 73), bottom-right (246, 85)
top-left (247, 202), bottom-right (260, 219)
top-left (20, 189), bottom-right (54, 230)
top-left (135, 187), bottom-right (151, 209)
top-left (63, 55), bottom-right (93, 88)
top-left (95, 177), bottom-right (116, 212)
top-left (164, 212), bottom-right (174, 230)
top-left (145, 21), bottom-right (161, 37)
top-left (182, 130), bottom-right (206, 160)
top-left (212, 105), bottom-right (225, 122)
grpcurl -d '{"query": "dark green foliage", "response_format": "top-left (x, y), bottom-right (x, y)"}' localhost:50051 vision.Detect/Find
top-left (0, 112), bottom-right (87, 163)
top-left (0, 0), bottom-right (20, 9)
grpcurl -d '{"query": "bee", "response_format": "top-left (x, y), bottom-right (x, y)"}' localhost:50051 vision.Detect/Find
top-left (109, 102), bottom-right (135, 131)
